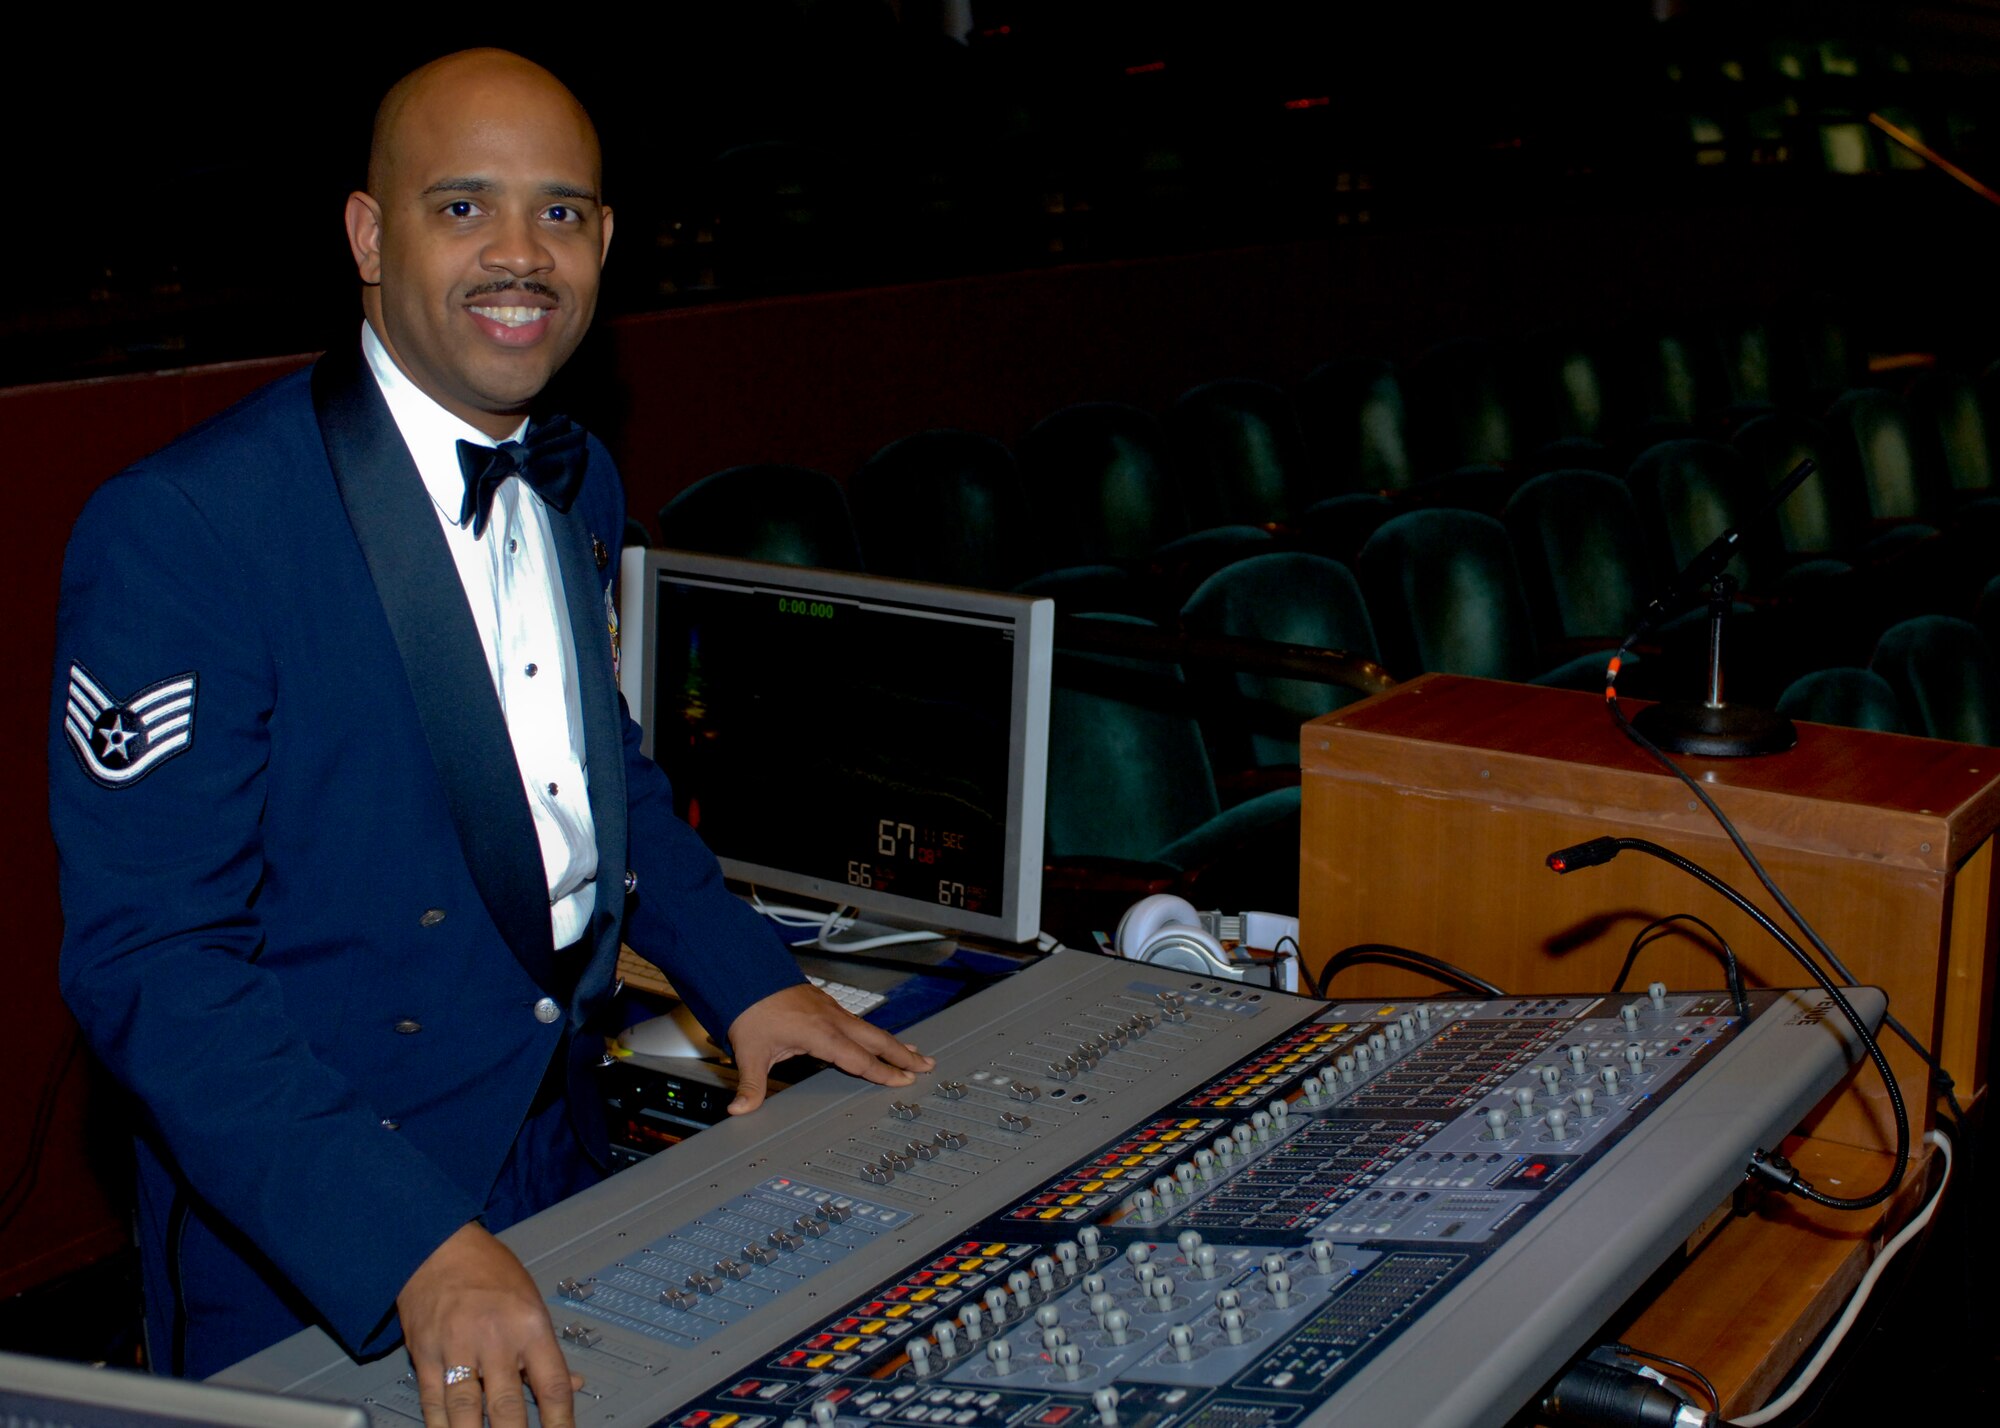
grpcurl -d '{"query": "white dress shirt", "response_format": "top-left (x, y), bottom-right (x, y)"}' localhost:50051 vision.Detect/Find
top-left (362, 322), bottom-right (598, 946)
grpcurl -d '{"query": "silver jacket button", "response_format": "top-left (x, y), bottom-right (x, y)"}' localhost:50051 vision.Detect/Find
top-left (623, 869), bottom-right (638, 895)
top-left (533, 996), bottom-right (561, 1024)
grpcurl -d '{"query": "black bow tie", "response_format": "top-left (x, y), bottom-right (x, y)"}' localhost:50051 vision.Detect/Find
top-left (455, 416), bottom-right (589, 538)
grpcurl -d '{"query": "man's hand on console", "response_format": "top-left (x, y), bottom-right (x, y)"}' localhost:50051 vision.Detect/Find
top-left (727, 982), bottom-right (936, 1114)
top-left (398, 1221), bottom-right (582, 1428)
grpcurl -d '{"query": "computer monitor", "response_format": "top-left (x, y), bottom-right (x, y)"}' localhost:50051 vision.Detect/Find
top-left (619, 550), bottom-right (1052, 945)
top-left (0, 1349), bottom-right (367, 1428)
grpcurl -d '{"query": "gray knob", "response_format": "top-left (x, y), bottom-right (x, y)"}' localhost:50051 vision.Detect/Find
top-left (1104, 1308), bottom-right (1131, 1345)
top-left (1268, 1270), bottom-right (1293, 1308)
top-left (1169, 1324), bottom-right (1195, 1362)
top-left (935, 1322), bottom-right (958, 1359)
top-left (986, 1340), bottom-right (1012, 1374)
top-left (1601, 1066), bottom-right (1621, 1093)
top-left (1261, 1253), bottom-right (1286, 1278)
top-left (1232, 1124), bottom-right (1254, 1148)
top-left (1134, 1262), bottom-right (1157, 1288)
top-left (1214, 1137), bottom-right (1238, 1165)
top-left (1055, 1343), bottom-right (1084, 1380)
top-left (1034, 1256), bottom-right (1057, 1292)
top-left (985, 1286), bottom-right (1010, 1321)
top-left (1369, 1033), bottom-right (1388, 1056)
top-left (1041, 1325), bottom-right (1069, 1351)
top-left (1175, 1163), bottom-right (1197, 1189)
top-left (1215, 1289), bottom-right (1242, 1312)
top-left (1568, 1045), bottom-right (1588, 1074)
top-left (1192, 1245), bottom-right (1218, 1278)
top-left (1094, 1388), bottom-right (1120, 1427)
top-left (1417, 1005), bottom-right (1432, 1029)
top-left (1222, 1307), bottom-right (1248, 1344)
top-left (1177, 1230), bottom-right (1204, 1256)
top-left (1036, 1305), bottom-right (1061, 1329)
top-left (1250, 1111), bottom-right (1272, 1140)
top-left (960, 1304), bottom-right (984, 1342)
top-left (1089, 1292), bottom-right (1117, 1322)
top-left (1153, 1175), bottom-right (1177, 1203)
top-left (1082, 1272), bottom-right (1107, 1297)
top-left (1010, 1270), bottom-right (1036, 1310)
top-left (1515, 1086), bottom-right (1537, 1115)
top-left (813, 1400), bottom-right (839, 1427)
top-left (1621, 1004), bottom-right (1640, 1029)
top-left (1126, 1242), bottom-right (1151, 1266)
top-left (1548, 1108), bottom-right (1571, 1141)
top-left (909, 1339), bottom-right (934, 1378)
top-left (1486, 1108), bottom-right (1510, 1139)
top-left (1309, 1241), bottom-right (1336, 1273)
top-left (1626, 1043), bottom-right (1645, 1070)
top-left (1056, 1242), bottom-right (1080, 1276)
top-left (1148, 1276), bottom-right (1175, 1305)
top-left (1649, 981), bottom-right (1667, 1007)
top-left (1194, 1148), bottom-right (1216, 1179)
top-left (1576, 1085), bottom-right (1596, 1117)
top-left (1540, 1066), bottom-right (1562, 1093)
top-left (1386, 1023), bottom-right (1403, 1049)
top-left (1303, 1079), bottom-right (1326, 1105)
top-left (1130, 1189), bottom-right (1157, 1218)
top-left (1270, 1096), bottom-right (1291, 1121)
top-left (1337, 1053), bottom-right (1356, 1081)
top-left (1400, 1013), bottom-right (1417, 1036)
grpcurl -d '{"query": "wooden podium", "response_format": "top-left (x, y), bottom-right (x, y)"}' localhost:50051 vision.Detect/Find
top-left (1299, 674), bottom-right (1999, 1153)
top-left (1298, 675), bottom-right (1981, 1413)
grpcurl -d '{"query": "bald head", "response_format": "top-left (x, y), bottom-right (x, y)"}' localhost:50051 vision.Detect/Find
top-left (367, 49), bottom-right (603, 202)
top-left (345, 47), bottom-right (614, 437)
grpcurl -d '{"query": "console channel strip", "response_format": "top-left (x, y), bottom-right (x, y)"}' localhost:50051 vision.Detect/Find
top-left (220, 953), bottom-right (1883, 1428)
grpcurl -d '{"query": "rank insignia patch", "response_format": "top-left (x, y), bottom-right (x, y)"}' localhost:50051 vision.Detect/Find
top-left (64, 663), bottom-right (197, 788)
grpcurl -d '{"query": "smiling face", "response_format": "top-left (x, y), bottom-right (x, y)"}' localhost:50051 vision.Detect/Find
top-left (345, 51), bottom-right (614, 438)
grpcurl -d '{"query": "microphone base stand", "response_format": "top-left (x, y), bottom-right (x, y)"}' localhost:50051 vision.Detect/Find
top-left (1630, 574), bottom-right (1798, 758)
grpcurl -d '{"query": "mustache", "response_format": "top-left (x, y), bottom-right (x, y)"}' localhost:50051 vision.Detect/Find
top-left (462, 279), bottom-right (558, 302)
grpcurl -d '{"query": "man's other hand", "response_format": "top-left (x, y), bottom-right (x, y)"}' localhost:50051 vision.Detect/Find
top-left (727, 983), bottom-right (935, 1114)
top-left (398, 1222), bottom-right (582, 1428)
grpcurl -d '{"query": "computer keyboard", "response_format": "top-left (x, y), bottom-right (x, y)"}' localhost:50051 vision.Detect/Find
top-left (808, 973), bottom-right (886, 1016)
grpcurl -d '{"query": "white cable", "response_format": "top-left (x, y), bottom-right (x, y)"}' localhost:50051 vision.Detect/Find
top-left (1730, 1128), bottom-right (1954, 1426)
top-left (747, 887), bottom-right (844, 929)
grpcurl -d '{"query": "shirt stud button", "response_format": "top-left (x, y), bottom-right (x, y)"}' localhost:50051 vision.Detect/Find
top-left (524, 663), bottom-right (538, 677)
top-left (533, 997), bottom-right (561, 1024)
top-left (547, 781), bottom-right (559, 796)
top-left (624, 869), bottom-right (638, 895)
top-left (393, 1018), bottom-right (422, 1035)
top-left (508, 539), bottom-right (519, 554)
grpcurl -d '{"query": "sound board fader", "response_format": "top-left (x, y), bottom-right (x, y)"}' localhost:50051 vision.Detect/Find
top-left (218, 956), bottom-right (1881, 1428)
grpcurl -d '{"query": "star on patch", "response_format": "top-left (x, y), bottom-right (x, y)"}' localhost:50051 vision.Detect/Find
top-left (64, 663), bottom-right (198, 788)
top-left (591, 534), bottom-right (610, 571)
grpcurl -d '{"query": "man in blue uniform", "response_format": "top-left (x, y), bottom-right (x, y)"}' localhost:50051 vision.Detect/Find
top-left (49, 49), bottom-right (930, 1428)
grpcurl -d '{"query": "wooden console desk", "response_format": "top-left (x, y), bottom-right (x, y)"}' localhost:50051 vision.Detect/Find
top-left (1297, 675), bottom-right (1982, 1414)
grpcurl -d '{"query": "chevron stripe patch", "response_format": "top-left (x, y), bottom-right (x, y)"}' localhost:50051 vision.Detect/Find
top-left (64, 662), bottom-right (198, 788)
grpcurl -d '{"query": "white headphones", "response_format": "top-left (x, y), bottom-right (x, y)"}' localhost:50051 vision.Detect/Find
top-left (1114, 894), bottom-right (1234, 977)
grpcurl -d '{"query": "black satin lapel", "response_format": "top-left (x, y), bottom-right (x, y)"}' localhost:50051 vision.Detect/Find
top-left (309, 344), bottom-right (557, 993)
top-left (547, 498), bottom-right (628, 1001)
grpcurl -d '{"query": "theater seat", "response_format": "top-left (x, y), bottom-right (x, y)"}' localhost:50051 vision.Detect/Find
top-left (1016, 402), bottom-right (1189, 567)
top-left (1356, 508), bottom-right (1606, 689)
top-left (1869, 615), bottom-right (2000, 745)
top-left (1775, 668), bottom-right (1907, 735)
top-left (657, 464), bottom-right (864, 570)
top-left (852, 430), bottom-right (1031, 590)
top-left (1502, 469), bottom-right (1648, 645)
top-left (1180, 552), bottom-right (1381, 770)
top-left (1169, 379), bottom-right (1315, 527)
top-left (1295, 358), bottom-right (1414, 494)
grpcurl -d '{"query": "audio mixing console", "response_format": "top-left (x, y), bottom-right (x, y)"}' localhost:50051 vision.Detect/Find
top-left (222, 952), bottom-right (1882, 1428)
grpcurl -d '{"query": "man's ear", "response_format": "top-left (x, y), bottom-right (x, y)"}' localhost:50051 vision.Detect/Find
top-left (345, 192), bottom-right (385, 286)
top-left (599, 204), bottom-right (615, 267)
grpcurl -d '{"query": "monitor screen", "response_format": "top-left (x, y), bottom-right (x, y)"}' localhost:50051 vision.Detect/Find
top-left (619, 551), bottom-right (1052, 944)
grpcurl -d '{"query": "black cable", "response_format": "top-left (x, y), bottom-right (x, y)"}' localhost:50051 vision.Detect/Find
top-left (1555, 835), bottom-right (1907, 1211)
top-left (1615, 913), bottom-right (1749, 1017)
top-left (1609, 1344), bottom-right (1719, 1419)
top-left (1602, 642), bottom-right (1951, 1099)
top-left (0, 1026), bottom-right (83, 1236)
top-left (1313, 943), bottom-right (1506, 1000)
